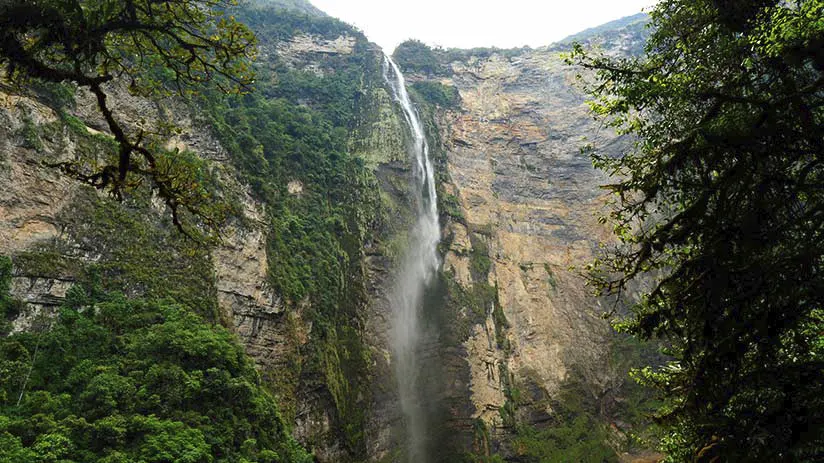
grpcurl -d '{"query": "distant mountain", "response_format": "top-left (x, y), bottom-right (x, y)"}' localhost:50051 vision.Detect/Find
top-left (552, 12), bottom-right (650, 55)
top-left (559, 12), bottom-right (648, 43)
top-left (247, 0), bottom-right (326, 16)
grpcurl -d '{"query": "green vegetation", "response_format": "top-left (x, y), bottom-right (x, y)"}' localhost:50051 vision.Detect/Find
top-left (10, 109), bottom-right (225, 320)
top-left (509, 396), bottom-right (615, 463)
top-left (0, 0), bottom-right (256, 236)
top-left (543, 264), bottom-right (557, 292)
top-left (468, 235), bottom-right (492, 281)
top-left (55, 106), bottom-right (238, 241)
top-left (62, 191), bottom-right (221, 320)
top-left (0, 257), bottom-right (23, 334)
top-left (195, 7), bottom-right (385, 456)
top-left (0, 266), bottom-right (310, 462)
top-left (463, 336), bottom-right (660, 463)
top-left (572, 0), bottom-right (824, 460)
top-left (29, 81), bottom-right (76, 111)
top-left (393, 40), bottom-right (443, 76)
top-left (205, 7), bottom-right (380, 312)
top-left (243, 5), bottom-right (350, 41)
top-left (440, 232), bottom-right (504, 344)
top-left (485, 364), bottom-right (618, 463)
top-left (247, 0), bottom-right (324, 18)
top-left (410, 81), bottom-right (461, 109)
top-left (18, 117), bottom-right (43, 152)
top-left (7, 158), bottom-right (222, 323)
top-left (440, 192), bottom-right (466, 224)
top-left (605, 335), bottom-right (663, 449)
top-left (394, 38), bottom-right (530, 77)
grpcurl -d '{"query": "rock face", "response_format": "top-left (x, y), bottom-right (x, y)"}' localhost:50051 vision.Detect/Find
top-left (396, 26), bottom-right (650, 459)
top-left (0, 85), bottom-right (269, 318)
top-left (443, 46), bottom-right (620, 419)
top-left (0, 93), bottom-right (74, 257)
top-left (0, 17), bottom-right (413, 463)
top-left (1, 5), bottom-right (652, 462)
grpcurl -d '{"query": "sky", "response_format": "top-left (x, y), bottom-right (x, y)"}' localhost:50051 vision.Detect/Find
top-left (308, 0), bottom-right (658, 53)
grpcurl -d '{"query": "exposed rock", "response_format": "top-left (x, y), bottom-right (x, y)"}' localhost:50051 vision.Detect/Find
top-left (0, 94), bottom-right (76, 255)
top-left (287, 180), bottom-right (304, 195)
top-left (443, 223), bottom-right (472, 288)
top-left (464, 319), bottom-right (508, 425)
top-left (430, 44), bottom-right (631, 452)
top-left (278, 33), bottom-right (357, 56)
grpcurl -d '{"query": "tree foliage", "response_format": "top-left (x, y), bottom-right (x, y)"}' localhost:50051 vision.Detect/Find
top-left (0, 0), bottom-right (256, 235)
top-left (0, 282), bottom-right (311, 462)
top-left (0, 257), bottom-right (24, 334)
top-left (571, 0), bottom-right (824, 460)
top-left (411, 81), bottom-right (461, 109)
top-left (393, 39), bottom-right (443, 76)
top-left (197, 7), bottom-right (381, 455)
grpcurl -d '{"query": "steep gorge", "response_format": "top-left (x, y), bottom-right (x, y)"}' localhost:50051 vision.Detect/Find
top-left (0, 2), bottom-right (655, 462)
top-left (386, 17), bottom-right (656, 462)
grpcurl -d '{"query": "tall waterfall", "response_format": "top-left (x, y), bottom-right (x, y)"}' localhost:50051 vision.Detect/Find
top-left (383, 55), bottom-right (441, 462)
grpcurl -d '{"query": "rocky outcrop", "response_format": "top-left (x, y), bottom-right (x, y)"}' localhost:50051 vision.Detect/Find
top-left (400, 31), bottom-right (647, 459)
top-left (1, 5), bottom-right (653, 461)
top-left (0, 93), bottom-right (75, 257)
top-left (442, 48), bottom-right (621, 418)
top-left (279, 34), bottom-right (357, 58)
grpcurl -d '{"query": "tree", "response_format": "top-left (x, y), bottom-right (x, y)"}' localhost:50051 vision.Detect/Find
top-left (393, 39), bottom-right (442, 76)
top-left (571, 0), bottom-right (824, 461)
top-left (0, 0), bottom-right (256, 235)
top-left (0, 291), bottom-right (312, 462)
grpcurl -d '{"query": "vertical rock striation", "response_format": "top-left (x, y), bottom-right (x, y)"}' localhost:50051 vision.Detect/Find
top-left (391, 18), bottom-right (650, 459)
top-left (0, 5), bottom-right (654, 461)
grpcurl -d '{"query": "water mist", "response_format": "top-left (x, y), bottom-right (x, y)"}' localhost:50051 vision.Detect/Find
top-left (383, 55), bottom-right (441, 462)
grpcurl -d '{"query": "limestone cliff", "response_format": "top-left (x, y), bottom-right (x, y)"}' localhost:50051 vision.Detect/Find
top-left (0, 4), bottom-right (656, 462)
top-left (440, 46), bottom-right (621, 422)
top-left (0, 3), bottom-right (415, 462)
top-left (393, 17), bottom-right (657, 461)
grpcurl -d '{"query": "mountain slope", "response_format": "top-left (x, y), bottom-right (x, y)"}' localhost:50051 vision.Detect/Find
top-left (0, 3), bottom-right (413, 461)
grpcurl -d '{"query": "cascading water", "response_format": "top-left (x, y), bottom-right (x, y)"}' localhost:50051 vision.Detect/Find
top-left (383, 55), bottom-right (441, 462)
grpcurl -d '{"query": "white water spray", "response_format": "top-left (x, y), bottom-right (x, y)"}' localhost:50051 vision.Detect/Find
top-left (383, 55), bottom-right (441, 462)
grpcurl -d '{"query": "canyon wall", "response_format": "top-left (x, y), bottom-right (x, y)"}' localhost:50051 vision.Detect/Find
top-left (0, 3), bottom-right (414, 461)
top-left (391, 16), bottom-right (655, 461)
top-left (0, 2), bottom-right (654, 461)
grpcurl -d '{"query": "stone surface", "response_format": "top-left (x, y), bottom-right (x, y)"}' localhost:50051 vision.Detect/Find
top-left (0, 11), bottom-right (651, 462)
top-left (0, 94), bottom-right (75, 256)
top-left (430, 44), bottom-right (633, 450)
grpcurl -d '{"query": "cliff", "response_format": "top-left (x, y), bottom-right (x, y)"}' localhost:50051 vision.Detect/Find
top-left (0, 2), bottom-right (416, 461)
top-left (392, 19), bottom-right (658, 461)
top-left (0, 3), bottom-right (657, 462)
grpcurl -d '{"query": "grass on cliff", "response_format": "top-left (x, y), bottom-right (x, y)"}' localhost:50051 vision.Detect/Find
top-left (195, 6), bottom-right (387, 457)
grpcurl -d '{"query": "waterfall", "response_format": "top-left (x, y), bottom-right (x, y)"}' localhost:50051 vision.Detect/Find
top-left (383, 55), bottom-right (441, 462)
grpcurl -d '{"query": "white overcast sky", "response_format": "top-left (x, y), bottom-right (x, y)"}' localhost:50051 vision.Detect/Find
top-left (308, 0), bottom-right (657, 53)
